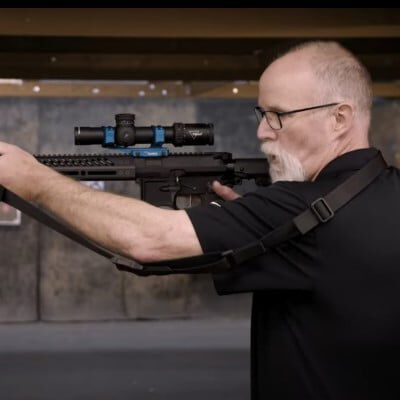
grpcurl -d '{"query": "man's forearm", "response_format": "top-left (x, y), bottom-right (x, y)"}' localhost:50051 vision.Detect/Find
top-left (32, 165), bottom-right (199, 262)
top-left (0, 142), bottom-right (202, 262)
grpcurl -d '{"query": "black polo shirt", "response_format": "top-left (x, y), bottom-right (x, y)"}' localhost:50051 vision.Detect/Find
top-left (186, 148), bottom-right (400, 400)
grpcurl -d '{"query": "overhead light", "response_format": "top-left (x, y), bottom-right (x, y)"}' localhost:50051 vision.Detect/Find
top-left (161, 89), bottom-right (168, 96)
top-left (92, 88), bottom-right (100, 94)
top-left (138, 90), bottom-right (146, 97)
top-left (0, 79), bottom-right (23, 85)
top-left (149, 83), bottom-right (156, 90)
top-left (232, 87), bottom-right (239, 94)
top-left (32, 85), bottom-right (40, 93)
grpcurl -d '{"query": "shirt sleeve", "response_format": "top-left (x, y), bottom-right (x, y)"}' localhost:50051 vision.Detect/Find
top-left (185, 182), bottom-right (316, 295)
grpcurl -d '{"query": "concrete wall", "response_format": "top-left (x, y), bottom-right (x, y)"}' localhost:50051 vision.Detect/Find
top-left (0, 97), bottom-right (398, 322)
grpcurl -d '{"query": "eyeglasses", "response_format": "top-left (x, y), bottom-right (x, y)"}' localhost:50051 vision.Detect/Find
top-left (254, 103), bottom-right (339, 130)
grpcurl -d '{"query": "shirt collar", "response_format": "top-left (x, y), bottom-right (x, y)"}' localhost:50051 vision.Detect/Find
top-left (315, 147), bottom-right (381, 180)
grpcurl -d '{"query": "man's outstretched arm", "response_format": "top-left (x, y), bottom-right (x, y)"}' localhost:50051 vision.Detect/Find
top-left (0, 142), bottom-right (202, 263)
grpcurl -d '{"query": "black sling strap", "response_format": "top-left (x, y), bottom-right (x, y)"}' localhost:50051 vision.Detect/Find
top-left (0, 152), bottom-right (387, 276)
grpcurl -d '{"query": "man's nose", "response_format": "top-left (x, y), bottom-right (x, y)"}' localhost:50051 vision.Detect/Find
top-left (257, 118), bottom-right (278, 141)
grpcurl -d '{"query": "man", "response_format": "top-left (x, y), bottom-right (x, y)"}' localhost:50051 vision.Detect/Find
top-left (0, 41), bottom-right (398, 398)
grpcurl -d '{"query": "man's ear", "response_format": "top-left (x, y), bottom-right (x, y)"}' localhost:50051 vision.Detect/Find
top-left (333, 103), bottom-right (354, 137)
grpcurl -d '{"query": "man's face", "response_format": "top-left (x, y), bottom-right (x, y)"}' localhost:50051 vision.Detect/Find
top-left (257, 54), bottom-right (334, 182)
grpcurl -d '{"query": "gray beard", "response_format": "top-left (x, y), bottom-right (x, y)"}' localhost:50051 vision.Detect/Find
top-left (260, 142), bottom-right (306, 183)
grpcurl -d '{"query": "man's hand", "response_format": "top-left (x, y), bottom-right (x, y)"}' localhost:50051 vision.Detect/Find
top-left (0, 141), bottom-right (48, 201)
top-left (211, 180), bottom-right (241, 201)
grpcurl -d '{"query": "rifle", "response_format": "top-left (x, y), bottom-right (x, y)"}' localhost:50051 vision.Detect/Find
top-left (1, 114), bottom-right (270, 275)
top-left (34, 113), bottom-right (270, 209)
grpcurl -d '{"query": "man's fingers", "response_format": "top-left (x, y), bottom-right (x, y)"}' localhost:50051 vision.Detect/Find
top-left (212, 181), bottom-right (241, 201)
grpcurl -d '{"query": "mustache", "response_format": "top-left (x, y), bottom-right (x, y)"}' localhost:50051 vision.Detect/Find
top-left (260, 142), bottom-right (280, 159)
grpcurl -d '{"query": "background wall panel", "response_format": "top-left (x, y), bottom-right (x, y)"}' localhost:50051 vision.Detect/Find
top-left (0, 96), bottom-right (398, 321)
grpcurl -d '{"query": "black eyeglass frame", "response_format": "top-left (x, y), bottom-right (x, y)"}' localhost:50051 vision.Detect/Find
top-left (254, 102), bottom-right (340, 130)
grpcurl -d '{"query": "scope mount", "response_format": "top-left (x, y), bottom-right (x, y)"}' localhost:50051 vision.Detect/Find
top-left (103, 125), bottom-right (169, 157)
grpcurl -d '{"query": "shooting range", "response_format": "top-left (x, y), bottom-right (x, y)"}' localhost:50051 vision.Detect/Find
top-left (0, 8), bottom-right (399, 400)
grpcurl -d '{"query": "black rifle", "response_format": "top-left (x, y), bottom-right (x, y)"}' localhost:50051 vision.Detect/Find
top-left (34, 113), bottom-right (270, 209)
top-left (1, 114), bottom-right (270, 275)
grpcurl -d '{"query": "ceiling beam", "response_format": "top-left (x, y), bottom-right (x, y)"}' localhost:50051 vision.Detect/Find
top-left (0, 36), bottom-right (399, 55)
top-left (0, 47), bottom-right (398, 81)
top-left (0, 8), bottom-right (398, 38)
top-left (0, 80), bottom-right (398, 99)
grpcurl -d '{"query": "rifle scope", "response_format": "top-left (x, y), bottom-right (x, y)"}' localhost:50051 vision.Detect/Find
top-left (74, 113), bottom-right (214, 147)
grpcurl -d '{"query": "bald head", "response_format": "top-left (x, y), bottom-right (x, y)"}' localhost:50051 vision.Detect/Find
top-left (274, 41), bottom-right (372, 123)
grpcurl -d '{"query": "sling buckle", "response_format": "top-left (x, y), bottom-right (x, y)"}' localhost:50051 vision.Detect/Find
top-left (220, 249), bottom-right (237, 270)
top-left (310, 197), bottom-right (334, 223)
